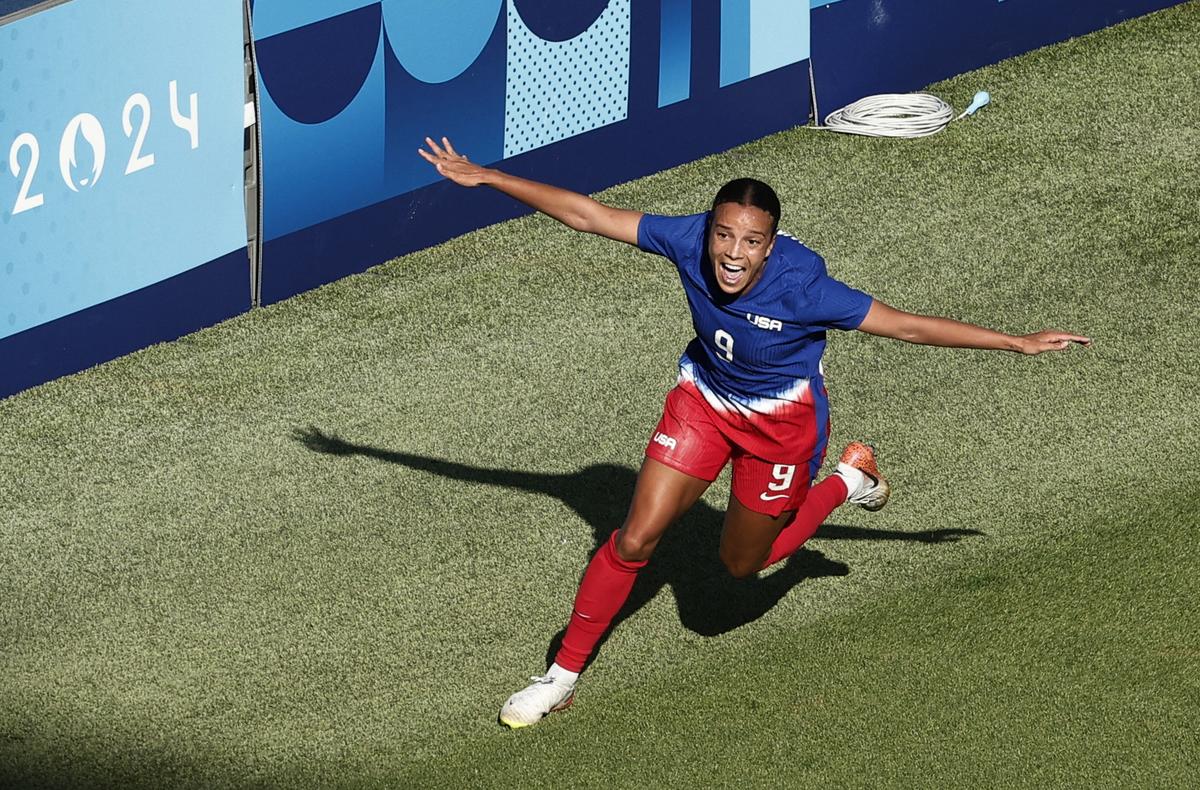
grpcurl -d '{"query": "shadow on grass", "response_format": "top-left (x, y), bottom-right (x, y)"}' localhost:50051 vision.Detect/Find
top-left (295, 427), bottom-right (983, 660)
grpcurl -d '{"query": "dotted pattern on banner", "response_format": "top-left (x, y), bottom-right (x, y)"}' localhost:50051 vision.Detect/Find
top-left (503, 0), bottom-right (631, 158)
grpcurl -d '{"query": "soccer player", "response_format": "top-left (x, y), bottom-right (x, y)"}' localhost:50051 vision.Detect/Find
top-left (418, 137), bottom-right (1089, 728)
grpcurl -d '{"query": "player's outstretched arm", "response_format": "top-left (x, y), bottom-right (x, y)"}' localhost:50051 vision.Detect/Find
top-left (418, 136), bottom-right (642, 245)
top-left (857, 300), bottom-right (1091, 355)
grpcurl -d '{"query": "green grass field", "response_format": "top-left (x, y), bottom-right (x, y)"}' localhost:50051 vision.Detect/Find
top-left (2, 4), bottom-right (1198, 788)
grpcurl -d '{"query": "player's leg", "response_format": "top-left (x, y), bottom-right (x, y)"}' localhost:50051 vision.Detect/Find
top-left (719, 452), bottom-right (828, 577)
top-left (499, 459), bottom-right (710, 729)
top-left (719, 442), bottom-right (891, 576)
top-left (557, 385), bottom-right (731, 672)
top-left (723, 475), bottom-right (850, 575)
top-left (718, 496), bottom-right (795, 577)
top-left (499, 386), bottom-right (729, 728)
top-left (757, 443), bottom-right (889, 568)
top-left (555, 457), bottom-right (712, 670)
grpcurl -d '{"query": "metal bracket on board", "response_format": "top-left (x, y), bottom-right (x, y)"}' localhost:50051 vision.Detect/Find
top-left (243, 0), bottom-right (264, 308)
top-left (808, 58), bottom-right (822, 128)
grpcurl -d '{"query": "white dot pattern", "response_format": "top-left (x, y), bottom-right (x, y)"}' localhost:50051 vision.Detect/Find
top-left (503, 0), bottom-right (631, 158)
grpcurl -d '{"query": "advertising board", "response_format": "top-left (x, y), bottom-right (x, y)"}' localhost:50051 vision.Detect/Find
top-left (253, 0), bottom-right (813, 302)
top-left (0, 0), bottom-right (249, 397)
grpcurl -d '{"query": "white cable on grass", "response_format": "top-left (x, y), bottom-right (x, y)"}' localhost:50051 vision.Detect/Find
top-left (815, 91), bottom-right (990, 138)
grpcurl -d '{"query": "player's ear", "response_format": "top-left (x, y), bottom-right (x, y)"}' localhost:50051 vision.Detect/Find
top-left (764, 235), bottom-right (776, 258)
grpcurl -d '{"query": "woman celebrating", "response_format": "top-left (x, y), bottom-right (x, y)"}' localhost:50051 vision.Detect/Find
top-left (418, 137), bottom-right (1089, 728)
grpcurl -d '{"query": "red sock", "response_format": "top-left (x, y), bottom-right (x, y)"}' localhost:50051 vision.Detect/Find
top-left (555, 532), bottom-right (647, 673)
top-left (760, 474), bottom-right (848, 569)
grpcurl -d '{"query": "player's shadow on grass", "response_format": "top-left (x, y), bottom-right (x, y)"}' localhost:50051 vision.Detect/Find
top-left (294, 427), bottom-right (982, 661)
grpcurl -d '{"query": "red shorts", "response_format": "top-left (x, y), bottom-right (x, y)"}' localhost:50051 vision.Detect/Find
top-left (644, 381), bottom-right (829, 517)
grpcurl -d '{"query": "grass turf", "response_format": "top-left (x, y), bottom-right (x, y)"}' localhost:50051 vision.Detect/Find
top-left (1, 3), bottom-right (1198, 787)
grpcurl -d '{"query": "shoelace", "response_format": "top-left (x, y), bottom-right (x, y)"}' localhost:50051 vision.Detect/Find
top-left (529, 674), bottom-right (573, 689)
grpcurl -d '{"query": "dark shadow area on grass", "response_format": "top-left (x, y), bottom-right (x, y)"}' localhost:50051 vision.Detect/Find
top-left (295, 426), bottom-right (983, 661)
top-left (0, 735), bottom-right (226, 790)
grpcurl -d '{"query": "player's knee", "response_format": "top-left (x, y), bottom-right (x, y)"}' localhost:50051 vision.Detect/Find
top-left (719, 548), bottom-right (760, 579)
top-left (614, 529), bottom-right (658, 563)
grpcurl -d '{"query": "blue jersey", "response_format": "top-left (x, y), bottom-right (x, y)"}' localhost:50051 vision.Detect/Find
top-left (638, 212), bottom-right (873, 416)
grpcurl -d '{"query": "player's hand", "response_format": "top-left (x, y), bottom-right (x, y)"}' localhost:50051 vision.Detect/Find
top-left (417, 136), bottom-right (491, 187)
top-left (1017, 330), bottom-right (1092, 355)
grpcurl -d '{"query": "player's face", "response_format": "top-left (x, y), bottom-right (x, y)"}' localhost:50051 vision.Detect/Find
top-left (707, 203), bottom-right (776, 296)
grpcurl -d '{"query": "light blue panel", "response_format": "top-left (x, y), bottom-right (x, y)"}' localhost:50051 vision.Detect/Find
top-left (0, 0), bottom-right (247, 340)
top-left (381, 0), bottom-right (502, 84)
top-left (719, 0), bottom-right (750, 87)
top-left (750, 0), bottom-right (808, 73)
top-left (251, 0), bottom-right (376, 38)
top-left (503, 0), bottom-right (631, 157)
top-left (659, 0), bottom-right (692, 106)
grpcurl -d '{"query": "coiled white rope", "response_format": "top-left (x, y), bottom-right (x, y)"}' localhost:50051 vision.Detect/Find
top-left (814, 91), bottom-right (990, 138)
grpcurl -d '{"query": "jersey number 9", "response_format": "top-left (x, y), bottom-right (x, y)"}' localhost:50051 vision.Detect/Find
top-left (715, 330), bottom-right (734, 362)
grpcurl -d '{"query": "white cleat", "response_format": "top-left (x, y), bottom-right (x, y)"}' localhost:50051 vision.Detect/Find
top-left (498, 668), bottom-right (576, 729)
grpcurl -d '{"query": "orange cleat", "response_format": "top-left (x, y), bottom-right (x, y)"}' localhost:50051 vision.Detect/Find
top-left (837, 442), bottom-right (890, 511)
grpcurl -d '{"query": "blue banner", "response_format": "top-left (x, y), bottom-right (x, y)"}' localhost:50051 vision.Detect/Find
top-left (0, 0), bottom-right (248, 342)
top-left (253, 0), bottom-right (811, 241)
top-left (252, 0), bottom-right (813, 301)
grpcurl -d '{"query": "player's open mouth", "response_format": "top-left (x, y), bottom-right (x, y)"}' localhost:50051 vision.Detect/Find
top-left (718, 261), bottom-right (746, 287)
